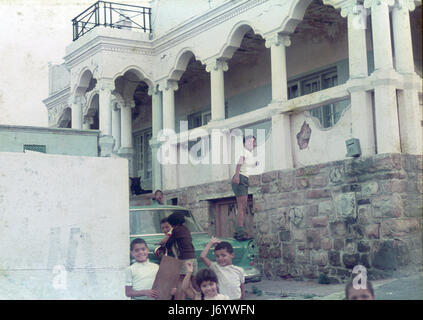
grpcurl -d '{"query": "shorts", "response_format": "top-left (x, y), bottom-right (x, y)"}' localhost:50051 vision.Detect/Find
top-left (179, 258), bottom-right (198, 275)
top-left (232, 174), bottom-right (249, 197)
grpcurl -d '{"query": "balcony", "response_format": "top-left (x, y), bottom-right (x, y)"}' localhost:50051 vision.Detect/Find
top-left (72, 1), bottom-right (152, 41)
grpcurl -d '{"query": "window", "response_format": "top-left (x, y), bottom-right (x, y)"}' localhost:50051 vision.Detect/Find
top-left (288, 67), bottom-right (345, 128)
top-left (23, 144), bottom-right (46, 153)
top-left (134, 129), bottom-right (152, 182)
top-left (187, 110), bottom-right (211, 130)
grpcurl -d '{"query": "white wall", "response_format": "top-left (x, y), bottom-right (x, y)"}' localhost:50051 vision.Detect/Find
top-left (0, 151), bottom-right (130, 299)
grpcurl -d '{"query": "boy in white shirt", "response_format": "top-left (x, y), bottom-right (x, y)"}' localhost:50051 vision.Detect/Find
top-left (200, 237), bottom-right (245, 300)
top-left (232, 135), bottom-right (258, 240)
top-left (125, 238), bottom-right (159, 299)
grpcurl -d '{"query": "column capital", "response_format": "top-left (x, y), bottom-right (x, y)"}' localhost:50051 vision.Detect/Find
top-left (147, 83), bottom-right (160, 96)
top-left (264, 33), bottom-right (291, 49)
top-left (96, 78), bottom-right (115, 92)
top-left (205, 59), bottom-right (229, 73)
top-left (83, 115), bottom-right (94, 125)
top-left (363, 0), bottom-right (396, 9)
top-left (158, 79), bottom-right (179, 92)
top-left (392, 0), bottom-right (420, 11)
top-left (122, 100), bottom-right (136, 109)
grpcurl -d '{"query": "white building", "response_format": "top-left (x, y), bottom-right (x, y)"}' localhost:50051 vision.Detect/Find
top-left (44, 0), bottom-right (422, 281)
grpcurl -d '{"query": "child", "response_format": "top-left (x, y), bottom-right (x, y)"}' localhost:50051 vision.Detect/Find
top-left (231, 135), bottom-right (257, 241)
top-left (200, 237), bottom-right (245, 300)
top-left (182, 261), bottom-right (229, 300)
top-left (345, 280), bottom-right (375, 300)
top-left (125, 238), bottom-right (159, 300)
top-left (154, 217), bottom-right (175, 258)
top-left (152, 189), bottom-right (164, 205)
top-left (165, 211), bottom-right (197, 299)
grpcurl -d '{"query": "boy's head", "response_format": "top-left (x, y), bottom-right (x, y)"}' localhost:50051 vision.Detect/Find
top-left (130, 238), bottom-right (149, 263)
top-left (243, 135), bottom-right (257, 151)
top-left (160, 217), bottom-right (172, 234)
top-left (214, 242), bottom-right (234, 267)
top-left (345, 280), bottom-right (374, 300)
top-left (154, 190), bottom-right (164, 204)
top-left (167, 211), bottom-right (185, 227)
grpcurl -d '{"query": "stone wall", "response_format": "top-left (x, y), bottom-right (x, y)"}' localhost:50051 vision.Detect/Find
top-left (132, 153), bottom-right (422, 282)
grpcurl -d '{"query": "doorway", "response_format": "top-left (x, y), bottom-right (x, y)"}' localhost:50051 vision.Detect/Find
top-left (213, 196), bottom-right (254, 238)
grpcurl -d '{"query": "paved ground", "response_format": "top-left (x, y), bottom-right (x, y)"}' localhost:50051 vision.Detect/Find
top-left (244, 273), bottom-right (423, 300)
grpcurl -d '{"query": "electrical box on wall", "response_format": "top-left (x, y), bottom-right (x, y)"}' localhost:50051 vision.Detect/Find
top-left (346, 138), bottom-right (361, 157)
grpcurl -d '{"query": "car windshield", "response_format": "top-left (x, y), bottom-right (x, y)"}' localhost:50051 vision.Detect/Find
top-left (130, 209), bottom-right (204, 235)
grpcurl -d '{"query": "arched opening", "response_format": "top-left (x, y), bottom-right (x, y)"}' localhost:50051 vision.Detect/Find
top-left (114, 69), bottom-right (153, 190)
top-left (288, 0), bottom-right (349, 129)
top-left (225, 27), bottom-right (270, 119)
top-left (174, 51), bottom-right (209, 132)
top-left (57, 107), bottom-right (72, 128)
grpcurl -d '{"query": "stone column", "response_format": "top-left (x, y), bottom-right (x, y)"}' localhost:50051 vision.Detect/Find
top-left (118, 100), bottom-right (135, 176)
top-left (111, 99), bottom-right (121, 153)
top-left (344, 2), bottom-right (375, 156)
top-left (97, 79), bottom-right (114, 135)
top-left (265, 33), bottom-right (293, 170)
top-left (392, 0), bottom-right (422, 154)
top-left (368, 0), bottom-right (394, 71)
top-left (364, 0), bottom-right (401, 154)
top-left (97, 79), bottom-right (115, 156)
top-left (265, 33), bottom-right (291, 102)
top-left (206, 59), bottom-right (228, 122)
top-left (158, 80), bottom-right (178, 190)
top-left (159, 80), bottom-right (178, 131)
top-left (82, 115), bottom-right (93, 130)
top-left (148, 84), bottom-right (163, 191)
top-left (71, 96), bottom-right (83, 130)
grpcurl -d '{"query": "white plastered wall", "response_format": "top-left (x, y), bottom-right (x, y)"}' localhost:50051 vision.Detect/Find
top-left (0, 152), bottom-right (130, 299)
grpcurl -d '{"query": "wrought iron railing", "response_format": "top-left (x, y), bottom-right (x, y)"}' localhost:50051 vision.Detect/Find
top-left (72, 1), bottom-right (152, 41)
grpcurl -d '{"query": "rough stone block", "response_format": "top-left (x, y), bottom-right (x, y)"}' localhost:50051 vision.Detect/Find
top-left (321, 237), bottom-right (332, 250)
top-left (361, 181), bottom-right (379, 196)
top-left (312, 216), bottom-right (329, 228)
top-left (334, 192), bottom-right (356, 220)
top-left (292, 228), bottom-right (306, 242)
top-left (279, 171), bottom-right (296, 192)
top-left (374, 154), bottom-right (402, 171)
top-left (279, 230), bottom-right (291, 242)
top-left (372, 241), bottom-right (397, 270)
top-left (357, 205), bottom-right (372, 224)
top-left (365, 224), bottom-right (380, 239)
top-left (306, 189), bottom-right (331, 199)
top-left (359, 253), bottom-right (371, 268)
top-left (296, 177), bottom-right (310, 189)
top-left (357, 241), bottom-right (370, 253)
top-left (333, 238), bottom-right (344, 250)
top-left (306, 229), bottom-right (321, 249)
top-left (282, 243), bottom-right (295, 264)
top-left (328, 251), bottom-right (341, 266)
top-left (296, 250), bottom-right (310, 264)
top-left (330, 221), bottom-right (347, 237)
top-left (311, 175), bottom-right (328, 188)
top-left (342, 253), bottom-right (360, 269)
top-left (381, 219), bottom-right (420, 238)
top-left (262, 171), bottom-right (278, 183)
top-left (270, 247), bottom-right (281, 259)
top-left (311, 251), bottom-right (328, 266)
top-left (248, 175), bottom-right (261, 187)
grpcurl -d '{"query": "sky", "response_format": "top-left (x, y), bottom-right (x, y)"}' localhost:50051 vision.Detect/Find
top-left (0, 0), bottom-right (149, 127)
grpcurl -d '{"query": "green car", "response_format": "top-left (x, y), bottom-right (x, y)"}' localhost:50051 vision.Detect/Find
top-left (129, 204), bottom-right (261, 282)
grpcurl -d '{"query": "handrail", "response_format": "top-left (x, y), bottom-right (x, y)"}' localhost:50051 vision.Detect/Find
top-left (72, 1), bottom-right (151, 41)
